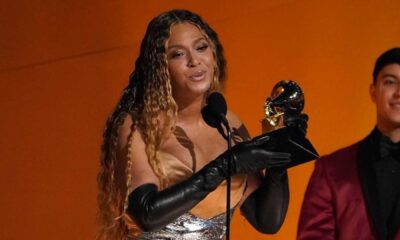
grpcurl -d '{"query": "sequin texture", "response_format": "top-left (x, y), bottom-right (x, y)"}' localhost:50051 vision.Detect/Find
top-left (129, 212), bottom-right (228, 240)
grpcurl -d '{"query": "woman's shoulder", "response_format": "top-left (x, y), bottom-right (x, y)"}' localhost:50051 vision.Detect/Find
top-left (226, 110), bottom-right (251, 140)
top-left (226, 110), bottom-right (243, 128)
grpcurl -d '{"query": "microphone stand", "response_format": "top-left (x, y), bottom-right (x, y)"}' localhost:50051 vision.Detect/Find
top-left (220, 117), bottom-right (232, 240)
top-left (201, 92), bottom-right (234, 239)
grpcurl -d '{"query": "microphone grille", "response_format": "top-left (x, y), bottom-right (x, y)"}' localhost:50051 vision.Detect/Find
top-left (207, 92), bottom-right (227, 116)
top-left (201, 105), bottom-right (220, 128)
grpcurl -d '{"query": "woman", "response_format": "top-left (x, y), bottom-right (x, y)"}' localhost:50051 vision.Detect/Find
top-left (97, 9), bottom-right (293, 239)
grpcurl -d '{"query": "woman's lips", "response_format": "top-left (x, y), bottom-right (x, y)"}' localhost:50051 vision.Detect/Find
top-left (189, 71), bottom-right (206, 81)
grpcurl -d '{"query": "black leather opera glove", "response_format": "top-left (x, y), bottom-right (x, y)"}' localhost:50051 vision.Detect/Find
top-left (284, 113), bottom-right (308, 135)
top-left (127, 137), bottom-right (291, 232)
top-left (240, 168), bottom-right (289, 234)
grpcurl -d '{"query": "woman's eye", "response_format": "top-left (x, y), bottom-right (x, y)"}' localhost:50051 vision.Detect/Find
top-left (197, 44), bottom-right (208, 51)
top-left (170, 51), bottom-right (184, 58)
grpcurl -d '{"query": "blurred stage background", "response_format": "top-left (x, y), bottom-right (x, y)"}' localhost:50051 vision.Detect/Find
top-left (1, 0), bottom-right (399, 239)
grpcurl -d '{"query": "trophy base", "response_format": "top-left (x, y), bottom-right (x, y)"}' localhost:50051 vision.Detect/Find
top-left (253, 127), bottom-right (319, 168)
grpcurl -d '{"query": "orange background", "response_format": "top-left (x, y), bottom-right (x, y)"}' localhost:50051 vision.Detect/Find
top-left (1, 0), bottom-right (399, 239)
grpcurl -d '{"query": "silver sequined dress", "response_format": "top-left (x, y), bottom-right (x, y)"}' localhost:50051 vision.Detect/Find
top-left (129, 211), bottom-right (230, 240)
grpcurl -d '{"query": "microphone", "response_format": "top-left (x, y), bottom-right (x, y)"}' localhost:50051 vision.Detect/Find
top-left (201, 92), bottom-right (232, 240)
top-left (201, 92), bottom-right (230, 138)
top-left (206, 92), bottom-right (228, 124)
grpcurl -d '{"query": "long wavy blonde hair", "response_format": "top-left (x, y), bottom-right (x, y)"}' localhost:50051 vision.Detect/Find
top-left (96, 9), bottom-right (227, 239)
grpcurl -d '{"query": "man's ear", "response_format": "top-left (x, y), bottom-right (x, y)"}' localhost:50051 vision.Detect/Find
top-left (369, 83), bottom-right (376, 103)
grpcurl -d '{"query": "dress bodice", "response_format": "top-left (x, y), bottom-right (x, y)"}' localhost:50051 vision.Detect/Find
top-left (157, 151), bottom-right (247, 219)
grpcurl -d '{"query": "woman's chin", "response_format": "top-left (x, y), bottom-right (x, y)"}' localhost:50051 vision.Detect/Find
top-left (189, 82), bottom-right (211, 95)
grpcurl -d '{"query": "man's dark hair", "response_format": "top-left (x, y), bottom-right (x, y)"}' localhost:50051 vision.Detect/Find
top-left (373, 47), bottom-right (400, 84)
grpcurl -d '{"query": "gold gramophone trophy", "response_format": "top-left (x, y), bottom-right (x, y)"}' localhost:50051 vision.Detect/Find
top-left (255, 80), bottom-right (319, 167)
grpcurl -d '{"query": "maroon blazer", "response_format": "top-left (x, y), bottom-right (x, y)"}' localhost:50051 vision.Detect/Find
top-left (297, 130), bottom-right (400, 240)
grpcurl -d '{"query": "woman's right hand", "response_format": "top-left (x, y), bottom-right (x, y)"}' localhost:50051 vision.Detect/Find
top-left (213, 136), bottom-right (291, 177)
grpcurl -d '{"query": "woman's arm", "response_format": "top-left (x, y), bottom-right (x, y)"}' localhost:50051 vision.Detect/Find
top-left (240, 169), bottom-right (289, 234)
top-left (226, 111), bottom-right (290, 234)
top-left (120, 116), bottom-right (290, 232)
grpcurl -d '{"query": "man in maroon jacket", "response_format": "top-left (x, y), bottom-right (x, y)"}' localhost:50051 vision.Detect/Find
top-left (298, 48), bottom-right (400, 240)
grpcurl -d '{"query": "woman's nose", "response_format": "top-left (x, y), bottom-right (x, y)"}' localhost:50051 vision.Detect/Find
top-left (187, 53), bottom-right (200, 67)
